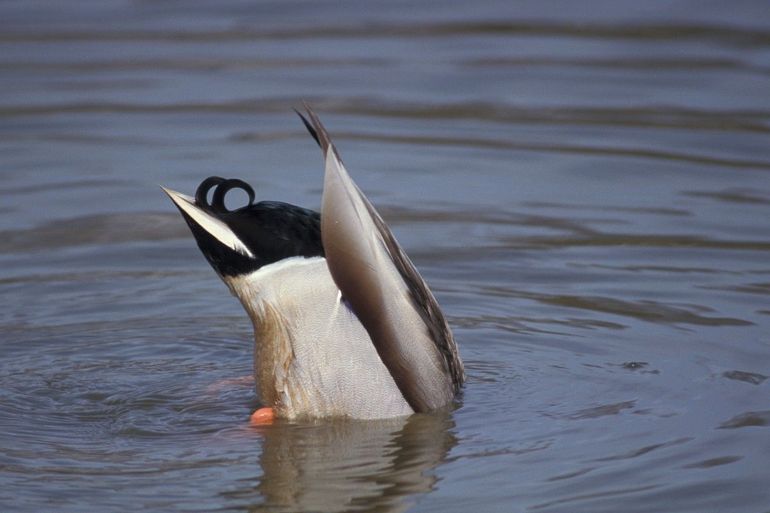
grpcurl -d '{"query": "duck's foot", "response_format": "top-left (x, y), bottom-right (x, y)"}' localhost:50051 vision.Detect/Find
top-left (249, 407), bottom-right (275, 426)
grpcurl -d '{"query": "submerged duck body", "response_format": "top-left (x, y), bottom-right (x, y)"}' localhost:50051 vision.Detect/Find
top-left (164, 107), bottom-right (464, 420)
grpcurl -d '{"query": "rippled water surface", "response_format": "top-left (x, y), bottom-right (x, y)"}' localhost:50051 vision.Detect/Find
top-left (2, 1), bottom-right (770, 511)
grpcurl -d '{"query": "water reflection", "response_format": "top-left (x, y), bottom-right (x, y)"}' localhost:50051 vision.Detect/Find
top-left (234, 412), bottom-right (456, 512)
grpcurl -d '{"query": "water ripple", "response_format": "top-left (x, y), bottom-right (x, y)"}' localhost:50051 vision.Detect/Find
top-left (718, 411), bottom-right (770, 429)
top-left (0, 212), bottom-right (188, 253)
top-left (2, 21), bottom-right (770, 45)
top-left (483, 287), bottom-right (754, 327)
top-left (4, 99), bottom-right (769, 138)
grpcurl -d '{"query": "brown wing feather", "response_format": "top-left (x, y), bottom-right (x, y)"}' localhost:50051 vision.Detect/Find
top-left (368, 210), bottom-right (466, 392)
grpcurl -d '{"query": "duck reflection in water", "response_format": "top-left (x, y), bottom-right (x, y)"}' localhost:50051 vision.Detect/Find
top-left (226, 411), bottom-right (457, 512)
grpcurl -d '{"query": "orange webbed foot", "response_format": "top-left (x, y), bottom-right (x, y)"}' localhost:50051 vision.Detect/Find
top-left (249, 407), bottom-right (275, 426)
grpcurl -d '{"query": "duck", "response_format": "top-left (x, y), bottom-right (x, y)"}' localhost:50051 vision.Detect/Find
top-left (162, 106), bottom-right (464, 421)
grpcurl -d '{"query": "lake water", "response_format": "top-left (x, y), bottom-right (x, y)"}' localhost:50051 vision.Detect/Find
top-left (1, 1), bottom-right (770, 511)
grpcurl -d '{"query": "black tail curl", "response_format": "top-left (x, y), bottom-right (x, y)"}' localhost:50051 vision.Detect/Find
top-left (195, 176), bottom-right (256, 214)
top-left (193, 105), bottom-right (320, 215)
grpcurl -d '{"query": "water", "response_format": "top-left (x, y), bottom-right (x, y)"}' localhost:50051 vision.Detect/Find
top-left (2, 1), bottom-right (770, 511)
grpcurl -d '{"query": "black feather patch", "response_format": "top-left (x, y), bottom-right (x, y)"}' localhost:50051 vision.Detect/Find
top-left (178, 176), bottom-right (324, 277)
top-left (294, 108), bottom-right (321, 148)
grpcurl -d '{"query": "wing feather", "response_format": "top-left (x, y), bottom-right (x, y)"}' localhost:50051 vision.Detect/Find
top-left (301, 105), bottom-right (465, 412)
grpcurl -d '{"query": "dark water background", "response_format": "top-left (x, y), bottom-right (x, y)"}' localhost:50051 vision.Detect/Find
top-left (2, 1), bottom-right (770, 511)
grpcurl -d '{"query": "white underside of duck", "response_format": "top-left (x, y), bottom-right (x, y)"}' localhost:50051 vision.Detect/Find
top-left (225, 256), bottom-right (414, 420)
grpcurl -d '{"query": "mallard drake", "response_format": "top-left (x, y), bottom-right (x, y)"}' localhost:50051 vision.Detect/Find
top-left (163, 107), bottom-right (464, 421)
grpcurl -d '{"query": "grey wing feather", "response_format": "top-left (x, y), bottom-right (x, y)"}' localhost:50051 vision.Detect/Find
top-left (300, 104), bottom-right (465, 412)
